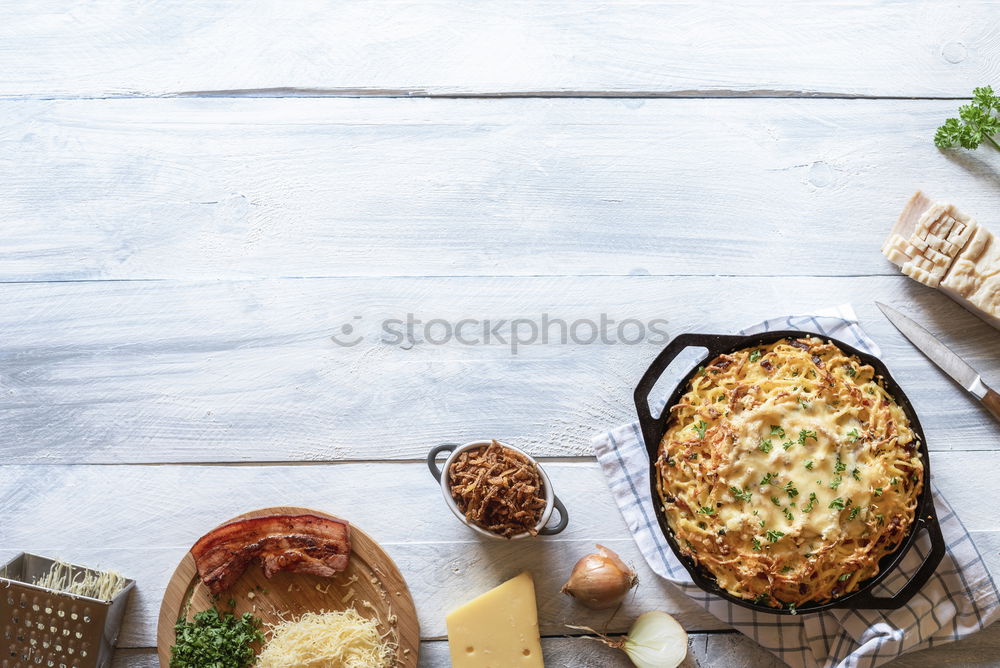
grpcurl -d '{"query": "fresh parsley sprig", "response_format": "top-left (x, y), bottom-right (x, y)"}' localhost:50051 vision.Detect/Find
top-left (935, 86), bottom-right (1000, 150)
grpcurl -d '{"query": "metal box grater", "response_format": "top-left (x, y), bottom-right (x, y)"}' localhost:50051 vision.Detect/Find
top-left (0, 553), bottom-right (135, 668)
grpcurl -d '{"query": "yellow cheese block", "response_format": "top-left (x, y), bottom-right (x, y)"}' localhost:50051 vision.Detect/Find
top-left (446, 572), bottom-right (544, 667)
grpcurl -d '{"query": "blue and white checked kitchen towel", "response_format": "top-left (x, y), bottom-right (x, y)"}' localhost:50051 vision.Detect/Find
top-left (593, 305), bottom-right (999, 668)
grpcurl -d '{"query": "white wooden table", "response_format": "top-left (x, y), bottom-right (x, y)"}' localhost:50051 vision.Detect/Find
top-left (2, 2), bottom-right (1000, 666)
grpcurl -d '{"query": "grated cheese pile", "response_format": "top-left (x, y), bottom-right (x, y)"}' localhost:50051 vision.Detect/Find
top-left (255, 609), bottom-right (394, 668)
top-left (32, 560), bottom-right (128, 601)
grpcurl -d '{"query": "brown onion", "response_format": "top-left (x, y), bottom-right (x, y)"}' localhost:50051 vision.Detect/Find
top-left (561, 544), bottom-right (638, 610)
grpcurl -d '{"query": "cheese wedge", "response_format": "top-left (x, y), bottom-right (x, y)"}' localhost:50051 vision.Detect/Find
top-left (446, 572), bottom-right (544, 668)
top-left (884, 192), bottom-right (1000, 330)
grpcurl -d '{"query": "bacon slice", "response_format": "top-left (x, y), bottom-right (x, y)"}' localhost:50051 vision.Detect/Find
top-left (191, 514), bottom-right (351, 595)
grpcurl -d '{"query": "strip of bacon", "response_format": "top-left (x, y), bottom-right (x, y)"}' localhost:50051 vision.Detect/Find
top-left (191, 514), bottom-right (351, 595)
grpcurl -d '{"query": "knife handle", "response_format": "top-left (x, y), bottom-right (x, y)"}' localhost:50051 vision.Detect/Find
top-left (984, 387), bottom-right (1000, 424)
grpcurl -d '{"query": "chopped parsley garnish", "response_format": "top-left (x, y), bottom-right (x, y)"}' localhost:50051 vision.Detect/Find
top-left (760, 472), bottom-right (777, 486)
top-left (799, 399), bottom-right (810, 410)
top-left (770, 425), bottom-right (786, 438)
top-left (693, 420), bottom-right (708, 438)
top-left (890, 477), bottom-right (898, 486)
top-left (875, 514), bottom-right (885, 525)
top-left (834, 455), bottom-right (846, 474)
top-left (754, 592), bottom-right (769, 604)
top-left (731, 486), bottom-right (752, 502)
top-left (698, 506), bottom-right (716, 515)
top-left (803, 492), bottom-right (818, 513)
top-left (782, 440), bottom-right (795, 451)
top-left (846, 428), bottom-right (860, 443)
top-left (838, 572), bottom-right (852, 582)
top-left (749, 349), bottom-right (762, 362)
top-left (783, 508), bottom-right (794, 522)
top-left (873, 487), bottom-right (883, 497)
top-left (784, 481), bottom-right (799, 498)
top-left (845, 366), bottom-right (857, 377)
top-left (770, 496), bottom-right (782, 506)
top-left (848, 506), bottom-right (862, 520)
top-left (781, 565), bottom-right (794, 574)
top-left (170, 608), bottom-right (263, 668)
top-left (696, 365), bottom-right (706, 376)
top-left (829, 497), bottom-right (846, 510)
top-left (804, 460), bottom-right (814, 470)
top-left (798, 429), bottom-right (818, 445)
top-left (766, 529), bottom-right (785, 542)
top-left (829, 475), bottom-right (843, 490)
top-left (718, 528), bottom-right (727, 535)
top-left (752, 537), bottom-right (762, 551)
top-left (758, 439), bottom-right (773, 453)
top-left (788, 602), bottom-right (798, 615)
top-left (852, 467), bottom-right (862, 482)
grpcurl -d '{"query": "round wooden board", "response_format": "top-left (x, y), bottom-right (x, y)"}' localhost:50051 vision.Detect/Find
top-left (157, 506), bottom-right (419, 666)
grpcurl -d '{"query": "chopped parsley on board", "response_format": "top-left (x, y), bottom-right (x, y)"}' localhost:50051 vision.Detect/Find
top-left (170, 607), bottom-right (263, 668)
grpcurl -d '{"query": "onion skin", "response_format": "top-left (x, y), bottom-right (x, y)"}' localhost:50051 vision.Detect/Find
top-left (561, 544), bottom-right (638, 610)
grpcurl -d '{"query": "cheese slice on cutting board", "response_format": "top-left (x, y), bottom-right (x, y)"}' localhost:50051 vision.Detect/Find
top-left (883, 192), bottom-right (1000, 330)
top-left (446, 572), bottom-right (544, 668)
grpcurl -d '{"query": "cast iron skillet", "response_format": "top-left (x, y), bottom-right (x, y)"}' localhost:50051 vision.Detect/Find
top-left (633, 330), bottom-right (945, 615)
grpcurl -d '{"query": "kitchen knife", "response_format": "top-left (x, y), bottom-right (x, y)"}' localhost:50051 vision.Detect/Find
top-left (875, 302), bottom-right (1000, 424)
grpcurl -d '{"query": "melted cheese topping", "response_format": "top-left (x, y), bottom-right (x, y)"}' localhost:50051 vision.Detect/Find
top-left (656, 337), bottom-right (923, 609)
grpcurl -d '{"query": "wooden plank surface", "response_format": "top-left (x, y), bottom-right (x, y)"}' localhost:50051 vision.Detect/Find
top-left (3, 458), bottom-right (999, 648)
top-left (5, 3), bottom-right (1000, 667)
top-left (0, 1), bottom-right (997, 98)
top-left (113, 634), bottom-right (786, 668)
top-left (2, 98), bottom-right (1000, 282)
top-left (1, 276), bottom-right (996, 464)
top-left (111, 625), bottom-right (1000, 668)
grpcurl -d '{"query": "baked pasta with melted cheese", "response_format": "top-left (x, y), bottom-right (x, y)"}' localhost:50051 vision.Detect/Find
top-left (655, 337), bottom-right (923, 610)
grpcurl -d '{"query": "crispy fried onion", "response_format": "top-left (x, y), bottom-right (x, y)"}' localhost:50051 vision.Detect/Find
top-left (448, 440), bottom-right (547, 538)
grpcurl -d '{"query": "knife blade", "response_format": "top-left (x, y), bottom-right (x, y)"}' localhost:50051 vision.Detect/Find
top-left (875, 302), bottom-right (1000, 423)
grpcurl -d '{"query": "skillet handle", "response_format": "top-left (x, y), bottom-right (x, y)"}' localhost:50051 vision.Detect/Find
top-left (844, 513), bottom-right (946, 609)
top-left (633, 333), bottom-right (748, 452)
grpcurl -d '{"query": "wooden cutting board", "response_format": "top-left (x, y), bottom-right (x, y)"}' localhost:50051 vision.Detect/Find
top-left (157, 506), bottom-right (419, 666)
